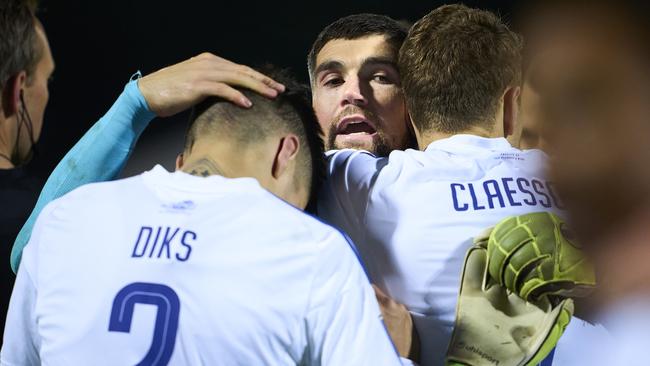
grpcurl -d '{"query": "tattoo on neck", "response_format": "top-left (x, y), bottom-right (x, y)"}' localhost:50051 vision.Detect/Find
top-left (183, 158), bottom-right (224, 177)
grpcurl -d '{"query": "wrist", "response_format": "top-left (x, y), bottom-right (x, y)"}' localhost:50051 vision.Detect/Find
top-left (120, 73), bottom-right (155, 136)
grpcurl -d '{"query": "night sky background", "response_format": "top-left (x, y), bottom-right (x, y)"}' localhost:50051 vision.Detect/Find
top-left (32, 0), bottom-right (518, 179)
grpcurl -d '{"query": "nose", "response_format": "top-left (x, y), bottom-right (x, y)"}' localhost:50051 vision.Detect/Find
top-left (341, 76), bottom-right (367, 107)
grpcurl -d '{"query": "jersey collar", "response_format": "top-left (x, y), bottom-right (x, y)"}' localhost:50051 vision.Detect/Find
top-left (424, 134), bottom-right (513, 154)
top-left (143, 164), bottom-right (261, 193)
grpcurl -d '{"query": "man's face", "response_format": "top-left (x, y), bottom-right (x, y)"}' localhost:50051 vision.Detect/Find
top-left (533, 14), bottom-right (650, 242)
top-left (311, 35), bottom-right (411, 156)
top-left (21, 23), bottom-right (54, 155)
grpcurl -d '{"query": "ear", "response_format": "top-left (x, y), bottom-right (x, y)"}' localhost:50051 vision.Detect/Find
top-left (404, 100), bottom-right (419, 150)
top-left (175, 153), bottom-right (184, 171)
top-left (408, 112), bottom-right (426, 151)
top-left (272, 134), bottom-right (300, 180)
top-left (1, 71), bottom-right (27, 117)
top-left (502, 86), bottom-right (521, 138)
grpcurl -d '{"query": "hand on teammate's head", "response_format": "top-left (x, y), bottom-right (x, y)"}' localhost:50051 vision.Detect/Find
top-left (138, 53), bottom-right (286, 117)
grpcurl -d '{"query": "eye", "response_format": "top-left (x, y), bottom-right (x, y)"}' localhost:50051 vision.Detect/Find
top-left (323, 76), bottom-right (344, 87)
top-left (372, 74), bottom-right (392, 84)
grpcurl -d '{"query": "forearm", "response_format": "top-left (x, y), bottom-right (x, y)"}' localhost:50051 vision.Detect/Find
top-left (10, 76), bottom-right (155, 273)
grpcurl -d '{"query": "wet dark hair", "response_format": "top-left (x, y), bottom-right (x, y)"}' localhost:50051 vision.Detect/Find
top-left (307, 13), bottom-right (409, 81)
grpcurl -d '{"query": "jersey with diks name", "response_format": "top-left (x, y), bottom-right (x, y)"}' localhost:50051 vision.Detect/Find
top-left (1, 165), bottom-right (401, 366)
top-left (318, 135), bottom-right (610, 366)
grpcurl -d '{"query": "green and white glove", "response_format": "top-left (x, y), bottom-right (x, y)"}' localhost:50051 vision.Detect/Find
top-left (486, 212), bottom-right (596, 302)
top-left (446, 242), bottom-right (573, 366)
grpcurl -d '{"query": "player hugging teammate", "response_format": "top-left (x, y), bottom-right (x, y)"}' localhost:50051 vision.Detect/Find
top-left (2, 1), bottom-right (630, 366)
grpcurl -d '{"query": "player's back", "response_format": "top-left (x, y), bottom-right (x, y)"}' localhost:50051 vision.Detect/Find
top-left (319, 135), bottom-right (573, 364)
top-left (4, 165), bottom-right (399, 366)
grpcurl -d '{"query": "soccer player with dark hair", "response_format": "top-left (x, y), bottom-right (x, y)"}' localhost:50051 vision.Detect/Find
top-left (1, 61), bottom-right (401, 365)
top-left (308, 13), bottom-right (416, 156)
top-left (318, 5), bottom-right (608, 364)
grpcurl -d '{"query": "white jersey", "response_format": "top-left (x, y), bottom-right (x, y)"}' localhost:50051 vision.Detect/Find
top-left (318, 135), bottom-right (610, 365)
top-left (1, 165), bottom-right (401, 366)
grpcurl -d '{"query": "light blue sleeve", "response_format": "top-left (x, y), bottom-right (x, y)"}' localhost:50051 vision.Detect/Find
top-left (10, 74), bottom-right (156, 273)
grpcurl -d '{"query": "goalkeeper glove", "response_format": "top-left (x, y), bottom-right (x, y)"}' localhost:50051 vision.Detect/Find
top-left (486, 212), bottom-right (596, 302)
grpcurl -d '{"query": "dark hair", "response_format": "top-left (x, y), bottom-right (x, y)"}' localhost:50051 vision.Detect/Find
top-left (307, 13), bottom-right (409, 81)
top-left (185, 67), bottom-right (325, 208)
top-left (399, 4), bottom-right (523, 134)
top-left (0, 0), bottom-right (40, 91)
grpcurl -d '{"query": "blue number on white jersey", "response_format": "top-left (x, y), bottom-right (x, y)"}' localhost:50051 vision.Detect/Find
top-left (109, 282), bottom-right (180, 366)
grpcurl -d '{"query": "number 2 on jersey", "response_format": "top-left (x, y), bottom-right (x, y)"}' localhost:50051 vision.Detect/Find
top-left (109, 282), bottom-right (180, 366)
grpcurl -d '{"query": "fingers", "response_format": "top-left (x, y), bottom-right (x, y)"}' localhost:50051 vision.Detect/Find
top-left (373, 284), bottom-right (406, 310)
top-left (199, 82), bottom-right (252, 108)
top-left (218, 70), bottom-right (280, 98)
top-left (189, 53), bottom-right (285, 98)
top-left (238, 65), bottom-right (285, 92)
top-left (146, 53), bottom-right (288, 112)
top-left (373, 284), bottom-right (390, 305)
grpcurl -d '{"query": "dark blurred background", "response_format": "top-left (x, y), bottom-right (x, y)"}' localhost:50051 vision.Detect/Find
top-left (33, 0), bottom-right (516, 178)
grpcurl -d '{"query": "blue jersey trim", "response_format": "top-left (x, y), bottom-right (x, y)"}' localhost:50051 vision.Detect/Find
top-left (540, 347), bottom-right (556, 366)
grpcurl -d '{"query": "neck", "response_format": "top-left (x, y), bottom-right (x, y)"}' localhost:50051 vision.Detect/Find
top-left (181, 156), bottom-right (226, 177)
top-left (416, 123), bottom-right (499, 151)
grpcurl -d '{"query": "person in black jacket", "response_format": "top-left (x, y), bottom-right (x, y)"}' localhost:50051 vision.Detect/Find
top-left (0, 0), bottom-right (54, 339)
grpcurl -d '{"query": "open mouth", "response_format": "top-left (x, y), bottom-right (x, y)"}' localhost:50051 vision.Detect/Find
top-left (337, 115), bottom-right (377, 135)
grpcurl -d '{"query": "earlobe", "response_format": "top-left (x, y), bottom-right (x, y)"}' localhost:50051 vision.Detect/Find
top-left (1, 72), bottom-right (27, 116)
top-left (405, 102), bottom-right (414, 134)
top-left (175, 153), bottom-right (184, 171)
top-left (404, 102), bottom-right (419, 150)
top-left (272, 134), bottom-right (300, 179)
top-left (503, 86), bottom-right (521, 137)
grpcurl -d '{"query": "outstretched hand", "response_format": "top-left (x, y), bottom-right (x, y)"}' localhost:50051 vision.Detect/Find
top-left (138, 52), bottom-right (285, 117)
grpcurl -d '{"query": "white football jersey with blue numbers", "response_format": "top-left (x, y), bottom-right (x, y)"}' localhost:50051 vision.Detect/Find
top-left (1, 165), bottom-right (401, 366)
top-left (318, 135), bottom-right (610, 366)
